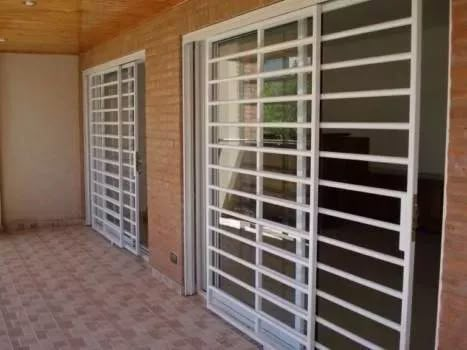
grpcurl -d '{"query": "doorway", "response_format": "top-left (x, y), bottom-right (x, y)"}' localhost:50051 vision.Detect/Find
top-left (184, 0), bottom-right (449, 349)
top-left (84, 53), bottom-right (148, 257)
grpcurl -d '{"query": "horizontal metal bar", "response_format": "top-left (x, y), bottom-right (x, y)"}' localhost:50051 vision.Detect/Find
top-left (123, 190), bottom-right (136, 197)
top-left (91, 157), bottom-right (119, 167)
top-left (123, 217), bottom-right (137, 225)
top-left (209, 122), bottom-right (312, 128)
top-left (316, 316), bottom-right (384, 350)
top-left (317, 290), bottom-right (401, 331)
top-left (90, 108), bottom-right (119, 112)
top-left (91, 134), bottom-right (119, 139)
top-left (90, 94), bottom-right (119, 101)
top-left (209, 164), bottom-right (311, 185)
top-left (318, 179), bottom-right (405, 198)
top-left (209, 185), bottom-right (310, 212)
top-left (321, 88), bottom-right (410, 100)
top-left (121, 176), bottom-right (136, 183)
top-left (208, 36), bottom-right (314, 64)
top-left (321, 52), bottom-right (411, 71)
top-left (209, 94), bottom-right (313, 106)
top-left (91, 81), bottom-right (118, 88)
top-left (208, 143), bottom-right (311, 157)
top-left (209, 65), bottom-right (314, 84)
top-left (317, 263), bottom-right (403, 299)
top-left (321, 18), bottom-right (412, 42)
top-left (317, 235), bottom-right (404, 266)
top-left (319, 151), bottom-right (409, 165)
top-left (91, 121), bottom-right (119, 125)
top-left (209, 206), bottom-right (309, 241)
top-left (315, 342), bottom-right (330, 350)
top-left (123, 204), bottom-right (136, 212)
top-left (91, 168), bottom-right (119, 181)
top-left (210, 225), bottom-right (309, 268)
top-left (91, 145), bottom-right (119, 152)
top-left (320, 122), bottom-right (410, 130)
top-left (318, 207), bottom-right (400, 232)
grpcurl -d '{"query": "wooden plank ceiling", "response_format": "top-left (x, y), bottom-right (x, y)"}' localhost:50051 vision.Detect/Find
top-left (0, 0), bottom-right (186, 54)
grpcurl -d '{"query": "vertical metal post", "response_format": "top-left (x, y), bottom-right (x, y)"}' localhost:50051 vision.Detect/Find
top-left (400, 0), bottom-right (422, 348)
top-left (307, 4), bottom-right (322, 349)
top-left (117, 67), bottom-right (124, 248)
top-left (295, 17), bottom-right (308, 335)
top-left (255, 28), bottom-right (265, 333)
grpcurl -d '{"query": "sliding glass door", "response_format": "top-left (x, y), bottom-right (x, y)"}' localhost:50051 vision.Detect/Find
top-left (88, 62), bottom-right (141, 255)
top-left (204, 0), bottom-right (421, 349)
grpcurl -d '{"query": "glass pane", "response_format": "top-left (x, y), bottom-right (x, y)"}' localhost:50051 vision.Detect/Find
top-left (263, 178), bottom-right (297, 202)
top-left (214, 253), bottom-right (255, 286)
top-left (211, 80), bottom-right (257, 101)
top-left (262, 275), bottom-right (297, 304)
top-left (264, 102), bottom-right (299, 123)
top-left (322, 61), bottom-right (410, 93)
top-left (321, 96), bottom-right (410, 123)
top-left (212, 31), bottom-right (257, 58)
top-left (263, 202), bottom-right (296, 228)
top-left (212, 148), bottom-right (256, 170)
top-left (317, 297), bottom-right (399, 349)
top-left (322, 27), bottom-right (411, 63)
top-left (320, 158), bottom-right (407, 192)
top-left (264, 48), bottom-right (298, 72)
top-left (264, 46), bottom-right (312, 73)
top-left (318, 214), bottom-right (403, 258)
top-left (263, 153), bottom-right (311, 176)
top-left (317, 269), bottom-right (402, 324)
top-left (104, 84), bottom-right (117, 95)
top-left (262, 251), bottom-right (299, 279)
top-left (211, 55), bottom-right (257, 80)
top-left (262, 299), bottom-right (298, 330)
top-left (213, 231), bottom-right (256, 264)
top-left (322, 0), bottom-right (411, 35)
top-left (215, 274), bottom-right (255, 308)
top-left (307, 17), bottom-right (313, 36)
top-left (103, 71), bottom-right (117, 83)
top-left (212, 191), bottom-right (256, 218)
top-left (263, 128), bottom-right (308, 150)
top-left (263, 75), bottom-right (297, 97)
top-left (264, 22), bottom-right (298, 46)
top-left (212, 169), bottom-right (256, 194)
top-left (319, 186), bottom-right (401, 224)
top-left (211, 103), bottom-right (257, 123)
top-left (320, 129), bottom-right (409, 157)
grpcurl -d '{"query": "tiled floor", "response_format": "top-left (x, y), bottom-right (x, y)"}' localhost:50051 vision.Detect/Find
top-left (0, 226), bottom-right (258, 350)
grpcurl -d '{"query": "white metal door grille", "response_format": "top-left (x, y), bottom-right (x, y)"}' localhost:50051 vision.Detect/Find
top-left (89, 62), bottom-right (140, 255)
top-left (204, 0), bottom-right (420, 349)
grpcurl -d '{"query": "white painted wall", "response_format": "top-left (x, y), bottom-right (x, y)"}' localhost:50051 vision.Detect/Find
top-left (0, 53), bottom-right (82, 228)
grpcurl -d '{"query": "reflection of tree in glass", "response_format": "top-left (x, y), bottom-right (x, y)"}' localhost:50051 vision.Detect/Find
top-left (263, 77), bottom-right (298, 144)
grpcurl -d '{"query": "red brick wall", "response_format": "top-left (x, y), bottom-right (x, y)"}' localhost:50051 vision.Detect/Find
top-left (80, 0), bottom-right (280, 286)
top-left (438, 1), bottom-right (467, 348)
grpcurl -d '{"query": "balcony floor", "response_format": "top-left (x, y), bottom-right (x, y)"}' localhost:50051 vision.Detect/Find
top-left (0, 227), bottom-right (258, 350)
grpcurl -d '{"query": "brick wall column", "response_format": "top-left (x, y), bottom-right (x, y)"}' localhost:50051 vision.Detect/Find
top-left (438, 1), bottom-right (467, 348)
